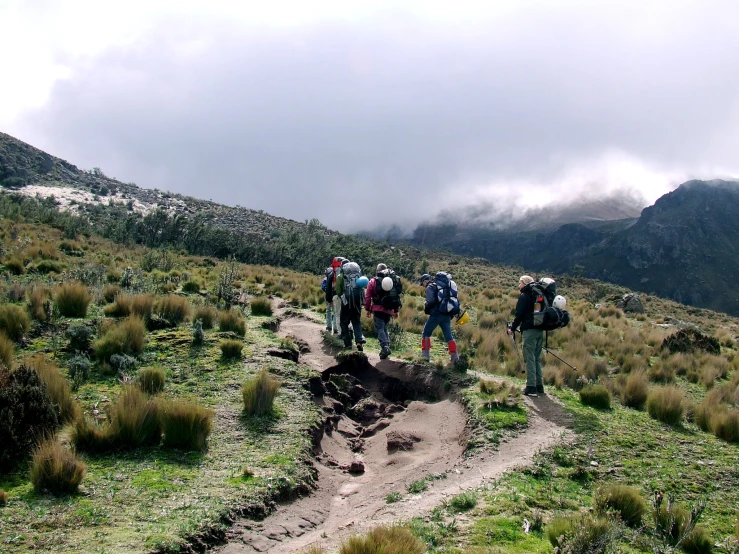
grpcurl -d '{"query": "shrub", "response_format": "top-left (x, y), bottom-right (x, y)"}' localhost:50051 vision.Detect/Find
top-left (155, 294), bottom-right (190, 325)
top-left (0, 365), bottom-right (60, 471)
top-left (182, 280), bottom-right (201, 293)
top-left (102, 284), bottom-right (121, 303)
top-left (67, 324), bottom-right (93, 352)
top-left (220, 339), bottom-right (244, 359)
top-left (681, 525), bottom-right (713, 554)
top-left (55, 281), bottom-right (92, 317)
top-left (35, 259), bottom-right (65, 274)
top-left (547, 515), bottom-right (617, 553)
top-left (0, 332), bottom-right (14, 370)
top-left (27, 285), bottom-right (50, 322)
top-left (339, 525), bottom-right (425, 554)
top-left (547, 517), bottom-right (575, 547)
top-left (219, 309), bottom-right (246, 336)
top-left (71, 417), bottom-right (111, 453)
top-left (647, 386), bottom-right (685, 426)
top-left (594, 484), bottom-right (646, 527)
top-left (192, 319), bottom-right (204, 346)
top-left (94, 317), bottom-right (146, 362)
top-left (622, 371), bottom-right (649, 410)
top-left (193, 306), bottom-right (216, 329)
top-left (107, 386), bottom-right (161, 447)
top-left (30, 438), bottom-right (86, 495)
top-left (139, 367), bottom-right (165, 394)
top-left (158, 399), bottom-right (214, 450)
top-left (109, 354), bottom-right (137, 374)
top-left (242, 370), bottom-right (280, 416)
top-left (250, 296), bottom-right (272, 316)
top-left (4, 257), bottom-right (24, 275)
top-left (0, 303), bottom-right (31, 341)
top-left (25, 355), bottom-right (80, 423)
top-left (579, 384), bottom-right (612, 409)
top-left (448, 491), bottom-right (477, 512)
top-left (67, 355), bottom-right (91, 389)
top-left (710, 407), bottom-right (739, 443)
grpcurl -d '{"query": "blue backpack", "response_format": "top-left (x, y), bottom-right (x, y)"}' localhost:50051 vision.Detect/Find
top-left (433, 272), bottom-right (460, 316)
top-left (321, 277), bottom-right (327, 292)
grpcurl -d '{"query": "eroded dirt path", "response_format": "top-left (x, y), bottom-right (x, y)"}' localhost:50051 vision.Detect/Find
top-left (214, 308), bottom-right (572, 554)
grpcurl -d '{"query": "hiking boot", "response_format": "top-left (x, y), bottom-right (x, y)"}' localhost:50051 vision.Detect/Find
top-left (356, 343), bottom-right (363, 352)
top-left (358, 338), bottom-right (367, 345)
top-left (522, 386), bottom-right (538, 397)
top-left (326, 327), bottom-right (332, 332)
top-left (379, 347), bottom-right (391, 360)
top-left (343, 342), bottom-right (352, 349)
top-left (536, 385), bottom-right (545, 395)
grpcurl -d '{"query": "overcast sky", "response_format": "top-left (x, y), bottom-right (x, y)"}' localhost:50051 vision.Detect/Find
top-left (2, 0), bottom-right (738, 231)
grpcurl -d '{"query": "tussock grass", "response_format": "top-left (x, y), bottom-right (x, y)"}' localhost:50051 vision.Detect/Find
top-left (448, 491), bottom-right (477, 512)
top-left (193, 305), bottom-right (217, 329)
top-left (339, 525), bottom-right (425, 554)
top-left (242, 370), bottom-right (280, 416)
top-left (54, 281), bottom-right (91, 317)
top-left (0, 332), bottom-right (14, 370)
top-left (104, 293), bottom-right (154, 319)
top-left (547, 514), bottom-right (617, 552)
top-left (24, 354), bottom-right (80, 423)
top-left (0, 303), bottom-right (30, 341)
top-left (218, 309), bottom-right (246, 336)
top-left (107, 386), bottom-right (161, 447)
top-left (71, 417), bottom-right (112, 453)
top-left (220, 339), bottom-right (243, 359)
top-left (102, 284), bottom-right (121, 303)
top-left (181, 280), bottom-right (201, 293)
top-left (0, 489), bottom-right (7, 506)
top-left (594, 484), bottom-right (646, 527)
top-left (622, 371), bottom-right (649, 410)
top-left (646, 386), bottom-right (686, 426)
top-left (27, 285), bottom-right (50, 322)
top-left (138, 367), bottom-right (165, 394)
top-left (30, 438), bottom-right (86, 495)
top-left (155, 294), bottom-right (191, 324)
top-left (579, 384), bottom-right (611, 410)
top-left (250, 296), bottom-right (272, 316)
top-left (94, 316), bottom-right (146, 362)
top-left (158, 399), bottom-right (214, 450)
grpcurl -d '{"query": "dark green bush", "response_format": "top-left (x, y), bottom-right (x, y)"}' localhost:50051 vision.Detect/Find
top-left (55, 281), bottom-right (91, 317)
top-left (0, 365), bottom-right (60, 471)
top-left (220, 339), bottom-right (243, 359)
top-left (138, 367), bottom-right (165, 394)
top-left (250, 296), bottom-right (272, 316)
top-left (30, 438), bottom-right (86, 495)
top-left (67, 325), bottom-right (93, 352)
top-left (67, 355), bottom-right (91, 389)
top-left (181, 280), bottom-right (201, 293)
top-left (594, 484), bottom-right (646, 527)
top-left (579, 384), bottom-right (612, 409)
top-left (218, 309), bottom-right (246, 336)
top-left (647, 386), bottom-right (685, 426)
top-left (158, 399), bottom-right (213, 450)
top-left (242, 370), bottom-right (280, 416)
top-left (0, 303), bottom-right (31, 341)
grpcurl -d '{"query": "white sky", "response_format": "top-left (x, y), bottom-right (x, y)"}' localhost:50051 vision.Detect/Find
top-left (2, 0), bottom-right (738, 231)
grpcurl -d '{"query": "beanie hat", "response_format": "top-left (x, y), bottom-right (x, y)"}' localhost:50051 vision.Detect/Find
top-left (519, 275), bottom-right (534, 285)
top-left (418, 273), bottom-right (432, 285)
top-left (376, 263), bottom-right (387, 274)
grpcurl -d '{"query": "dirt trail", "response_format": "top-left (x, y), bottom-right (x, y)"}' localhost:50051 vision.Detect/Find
top-left (213, 308), bottom-right (572, 554)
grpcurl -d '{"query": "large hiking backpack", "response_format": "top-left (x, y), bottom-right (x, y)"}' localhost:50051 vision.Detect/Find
top-left (375, 269), bottom-right (403, 311)
top-left (433, 272), bottom-right (460, 316)
top-left (529, 278), bottom-right (570, 331)
top-left (342, 262), bottom-right (365, 307)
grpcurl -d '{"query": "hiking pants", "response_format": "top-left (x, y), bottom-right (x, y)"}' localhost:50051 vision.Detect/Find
top-left (522, 328), bottom-right (544, 388)
top-left (340, 303), bottom-right (364, 346)
top-left (332, 295), bottom-right (342, 331)
top-left (422, 314), bottom-right (454, 341)
top-left (373, 312), bottom-right (391, 349)
top-left (325, 301), bottom-right (338, 332)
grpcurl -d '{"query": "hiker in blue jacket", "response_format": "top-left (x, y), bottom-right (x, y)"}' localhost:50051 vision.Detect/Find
top-left (419, 273), bottom-right (459, 364)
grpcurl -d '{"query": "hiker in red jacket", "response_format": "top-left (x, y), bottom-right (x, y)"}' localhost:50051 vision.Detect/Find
top-left (364, 263), bottom-right (399, 360)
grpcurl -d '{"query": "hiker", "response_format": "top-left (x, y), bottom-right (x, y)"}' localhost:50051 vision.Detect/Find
top-left (364, 263), bottom-right (401, 360)
top-left (419, 272), bottom-right (460, 364)
top-left (508, 275), bottom-right (544, 396)
top-left (323, 257), bottom-right (343, 334)
top-left (335, 260), bottom-right (367, 351)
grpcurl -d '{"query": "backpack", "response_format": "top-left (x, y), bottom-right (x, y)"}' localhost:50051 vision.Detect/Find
top-left (321, 277), bottom-right (327, 292)
top-left (341, 262), bottom-right (365, 307)
top-left (433, 272), bottom-right (460, 316)
top-left (529, 278), bottom-right (570, 331)
top-left (375, 269), bottom-right (403, 311)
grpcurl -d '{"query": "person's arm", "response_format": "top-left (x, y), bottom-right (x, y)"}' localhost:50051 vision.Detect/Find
top-left (364, 279), bottom-right (375, 313)
top-left (510, 293), bottom-right (527, 332)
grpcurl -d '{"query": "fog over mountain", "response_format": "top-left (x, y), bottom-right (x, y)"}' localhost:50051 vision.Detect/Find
top-left (2, 1), bottom-right (738, 231)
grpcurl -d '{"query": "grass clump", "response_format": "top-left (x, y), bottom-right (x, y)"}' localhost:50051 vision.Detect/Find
top-left (24, 354), bottom-right (80, 423)
top-left (0, 303), bottom-right (31, 341)
top-left (0, 489), bottom-right (6, 506)
top-left (250, 296), bottom-right (273, 316)
top-left (0, 332), bottom-right (14, 370)
top-left (547, 514), bottom-right (618, 553)
top-left (594, 484), bottom-right (646, 527)
top-left (71, 417), bottom-right (111, 453)
top-left (220, 339), bottom-right (244, 359)
top-left (181, 280), bottom-right (201, 293)
top-left (218, 309), bottom-right (246, 336)
top-left (107, 386), bottom-right (161, 447)
top-left (339, 525), bottom-right (425, 554)
top-left (385, 491), bottom-right (402, 503)
top-left (646, 386), bottom-right (685, 426)
top-left (155, 294), bottom-right (191, 325)
top-left (104, 293), bottom-right (154, 319)
top-left (138, 367), bottom-right (166, 394)
top-left (622, 370), bottom-right (649, 409)
top-left (94, 317), bottom-right (146, 363)
top-left (27, 285), bottom-right (50, 322)
top-left (448, 491), bottom-right (477, 512)
top-left (30, 438), bottom-right (86, 495)
top-left (158, 399), bottom-right (214, 451)
top-left (579, 384), bottom-right (612, 410)
top-left (193, 305), bottom-right (217, 329)
top-left (54, 281), bottom-right (92, 317)
top-left (242, 369), bottom-right (280, 416)
top-left (102, 284), bottom-right (121, 303)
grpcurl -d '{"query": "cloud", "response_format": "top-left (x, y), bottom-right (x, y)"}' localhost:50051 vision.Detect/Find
top-left (6, 1), bottom-right (739, 231)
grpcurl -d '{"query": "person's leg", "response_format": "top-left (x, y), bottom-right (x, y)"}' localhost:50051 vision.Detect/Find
top-left (375, 313), bottom-right (391, 358)
top-left (351, 306), bottom-right (364, 347)
top-left (421, 315), bottom-right (440, 361)
top-left (332, 295), bottom-right (341, 333)
top-left (522, 329), bottom-right (539, 392)
top-left (534, 330), bottom-right (545, 392)
top-left (340, 305), bottom-right (351, 347)
top-left (438, 316), bottom-right (458, 363)
top-left (325, 301), bottom-right (333, 331)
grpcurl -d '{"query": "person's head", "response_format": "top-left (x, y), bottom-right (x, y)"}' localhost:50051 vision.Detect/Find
top-left (418, 273), bottom-right (432, 287)
top-left (331, 257), bottom-right (344, 269)
top-left (518, 275), bottom-right (534, 291)
top-left (376, 263), bottom-right (387, 276)
top-left (341, 259), bottom-right (349, 267)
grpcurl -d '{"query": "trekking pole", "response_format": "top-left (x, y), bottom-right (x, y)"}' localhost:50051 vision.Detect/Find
top-left (506, 321), bottom-right (526, 374)
top-left (543, 331), bottom-right (577, 371)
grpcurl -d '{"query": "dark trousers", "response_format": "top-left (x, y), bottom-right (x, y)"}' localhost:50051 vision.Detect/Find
top-left (340, 303), bottom-right (363, 346)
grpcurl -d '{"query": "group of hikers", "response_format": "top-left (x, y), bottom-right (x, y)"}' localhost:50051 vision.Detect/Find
top-left (322, 258), bottom-right (570, 397)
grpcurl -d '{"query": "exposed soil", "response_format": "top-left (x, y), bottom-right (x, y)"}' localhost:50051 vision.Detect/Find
top-left (212, 306), bottom-right (573, 553)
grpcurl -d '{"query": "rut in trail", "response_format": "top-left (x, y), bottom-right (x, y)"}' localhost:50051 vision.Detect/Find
top-left (212, 310), bottom-right (573, 554)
